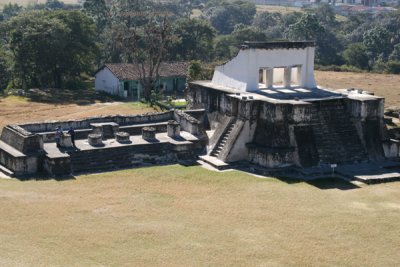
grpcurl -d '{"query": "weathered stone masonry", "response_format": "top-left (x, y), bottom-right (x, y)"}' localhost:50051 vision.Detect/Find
top-left (0, 110), bottom-right (207, 177)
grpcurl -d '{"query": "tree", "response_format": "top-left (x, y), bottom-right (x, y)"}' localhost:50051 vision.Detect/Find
top-left (343, 43), bottom-right (369, 69)
top-left (83, 0), bottom-right (111, 35)
top-left (287, 13), bottom-right (342, 65)
top-left (389, 43), bottom-right (400, 61)
top-left (204, 0), bottom-right (256, 34)
top-left (363, 26), bottom-right (392, 62)
top-left (4, 10), bottom-right (97, 88)
top-left (170, 18), bottom-right (216, 61)
top-left (111, 0), bottom-right (174, 100)
top-left (2, 3), bottom-right (22, 20)
top-left (253, 12), bottom-right (282, 29)
top-left (173, 0), bottom-right (206, 18)
top-left (0, 49), bottom-right (10, 91)
top-left (213, 26), bottom-right (267, 60)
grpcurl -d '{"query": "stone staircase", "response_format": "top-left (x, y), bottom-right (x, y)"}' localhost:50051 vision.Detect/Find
top-left (210, 121), bottom-right (235, 158)
top-left (311, 100), bottom-right (368, 164)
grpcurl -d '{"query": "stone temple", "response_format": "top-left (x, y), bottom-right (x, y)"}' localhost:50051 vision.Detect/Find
top-left (1, 41), bottom-right (400, 183)
top-left (188, 41), bottom-right (400, 182)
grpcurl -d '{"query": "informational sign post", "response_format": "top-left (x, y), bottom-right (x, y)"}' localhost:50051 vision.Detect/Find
top-left (331, 164), bottom-right (337, 177)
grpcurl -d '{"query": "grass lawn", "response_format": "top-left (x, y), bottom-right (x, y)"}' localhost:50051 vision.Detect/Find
top-left (1, 72), bottom-right (400, 266)
top-left (0, 165), bottom-right (400, 266)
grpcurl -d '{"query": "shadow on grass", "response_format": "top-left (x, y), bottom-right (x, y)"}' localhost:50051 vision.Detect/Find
top-left (232, 163), bottom-right (361, 190)
top-left (26, 88), bottom-right (123, 105)
top-left (306, 177), bottom-right (360, 190)
top-left (15, 172), bottom-right (76, 182)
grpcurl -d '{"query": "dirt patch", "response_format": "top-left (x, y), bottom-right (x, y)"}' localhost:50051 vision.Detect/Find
top-left (0, 96), bottom-right (156, 134)
top-left (315, 71), bottom-right (400, 109)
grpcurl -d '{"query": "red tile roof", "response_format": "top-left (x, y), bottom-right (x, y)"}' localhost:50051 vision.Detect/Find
top-left (98, 62), bottom-right (189, 81)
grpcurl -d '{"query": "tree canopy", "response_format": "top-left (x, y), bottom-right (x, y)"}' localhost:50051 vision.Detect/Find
top-left (3, 10), bottom-right (97, 89)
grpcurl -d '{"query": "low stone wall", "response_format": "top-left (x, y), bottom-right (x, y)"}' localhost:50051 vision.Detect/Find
top-left (174, 110), bottom-right (204, 137)
top-left (19, 112), bottom-right (174, 133)
top-left (248, 145), bottom-right (295, 168)
top-left (44, 155), bottom-right (71, 177)
top-left (39, 123), bottom-right (169, 142)
top-left (0, 149), bottom-right (39, 176)
top-left (346, 98), bottom-right (384, 121)
top-left (388, 128), bottom-right (400, 140)
top-left (259, 102), bottom-right (312, 123)
top-left (1, 125), bottom-right (43, 155)
top-left (383, 139), bottom-right (400, 159)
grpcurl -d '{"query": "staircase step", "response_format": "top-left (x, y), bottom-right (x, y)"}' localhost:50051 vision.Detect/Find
top-left (0, 164), bottom-right (14, 177)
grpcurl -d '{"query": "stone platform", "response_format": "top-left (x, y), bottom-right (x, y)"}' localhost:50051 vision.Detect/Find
top-left (0, 109), bottom-right (208, 177)
top-left (335, 161), bottom-right (400, 184)
top-left (43, 131), bottom-right (201, 175)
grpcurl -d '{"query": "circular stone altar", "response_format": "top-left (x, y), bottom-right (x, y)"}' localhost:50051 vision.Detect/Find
top-left (142, 127), bottom-right (156, 140)
top-left (116, 131), bottom-right (130, 143)
top-left (88, 133), bottom-right (103, 146)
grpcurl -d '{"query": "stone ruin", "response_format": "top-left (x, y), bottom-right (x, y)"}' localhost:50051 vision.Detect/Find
top-left (0, 110), bottom-right (207, 177)
top-left (187, 41), bottom-right (400, 184)
top-left (1, 41), bottom-right (400, 184)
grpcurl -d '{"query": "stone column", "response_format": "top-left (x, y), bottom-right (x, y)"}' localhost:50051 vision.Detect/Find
top-left (142, 127), bottom-right (156, 140)
top-left (266, 68), bottom-right (273, 88)
top-left (167, 120), bottom-right (180, 138)
top-left (283, 67), bottom-right (292, 88)
top-left (88, 133), bottom-right (103, 146)
top-left (262, 68), bottom-right (273, 89)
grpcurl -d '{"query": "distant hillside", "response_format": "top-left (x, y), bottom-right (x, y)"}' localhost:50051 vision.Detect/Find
top-left (0, 0), bottom-right (78, 8)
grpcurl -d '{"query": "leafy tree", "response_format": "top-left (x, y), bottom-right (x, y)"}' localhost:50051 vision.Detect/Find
top-left (213, 35), bottom-right (236, 60)
top-left (363, 26), bottom-right (392, 61)
top-left (4, 10), bottom-right (97, 88)
top-left (343, 43), bottom-right (369, 70)
top-left (111, 0), bottom-right (174, 100)
top-left (0, 49), bottom-right (10, 91)
top-left (170, 18), bottom-right (216, 61)
top-left (214, 26), bottom-right (267, 60)
top-left (313, 3), bottom-right (337, 28)
top-left (188, 60), bottom-right (214, 80)
top-left (83, 0), bottom-right (111, 35)
top-left (253, 12), bottom-right (282, 29)
top-left (389, 43), bottom-right (400, 61)
top-left (385, 60), bottom-right (400, 74)
top-left (204, 0), bottom-right (256, 34)
top-left (2, 3), bottom-right (22, 20)
top-left (287, 13), bottom-right (342, 65)
top-left (172, 0), bottom-right (206, 18)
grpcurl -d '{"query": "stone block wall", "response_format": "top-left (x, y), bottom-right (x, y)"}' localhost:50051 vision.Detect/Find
top-left (1, 125), bottom-right (43, 154)
top-left (20, 112), bottom-right (174, 133)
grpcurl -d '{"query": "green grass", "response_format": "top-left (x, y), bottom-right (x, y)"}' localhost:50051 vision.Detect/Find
top-left (1, 165), bottom-right (400, 266)
top-left (125, 101), bottom-right (151, 109)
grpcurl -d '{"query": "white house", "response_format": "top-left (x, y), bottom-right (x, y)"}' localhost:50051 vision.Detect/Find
top-left (94, 62), bottom-right (189, 100)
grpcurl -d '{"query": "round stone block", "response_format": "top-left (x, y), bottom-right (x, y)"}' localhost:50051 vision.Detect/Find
top-left (88, 133), bottom-right (103, 146)
top-left (142, 127), bottom-right (156, 140)
top-left (116, 131), bottom-right (130, 143)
